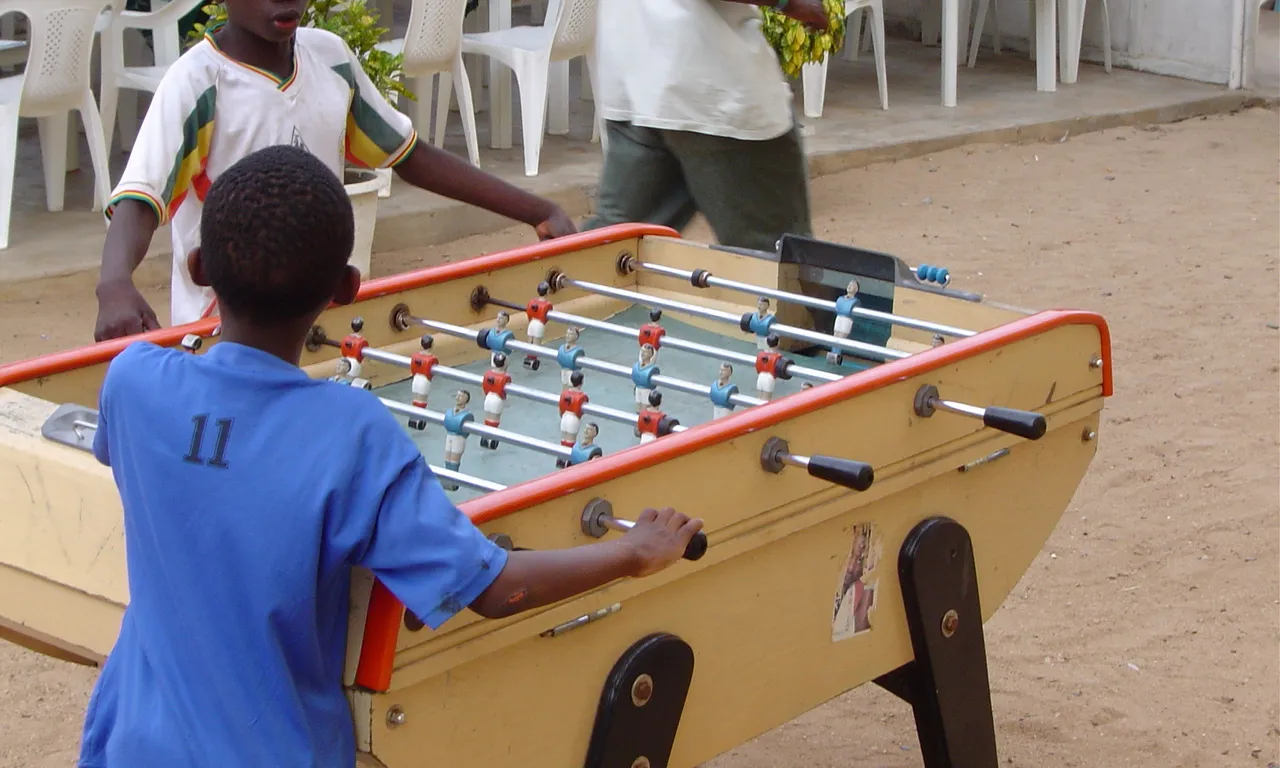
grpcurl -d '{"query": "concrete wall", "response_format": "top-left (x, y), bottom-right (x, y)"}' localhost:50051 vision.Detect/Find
top-left (891, 0), bottom-right (1239, 85)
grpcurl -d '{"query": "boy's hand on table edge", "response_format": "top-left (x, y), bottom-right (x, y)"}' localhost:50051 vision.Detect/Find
top-left (620, 507), bottom-right (705, 578)
top-left (94, 279), bottom-right (160, 342)
top-left (533, 206), bottom-right (577, 240)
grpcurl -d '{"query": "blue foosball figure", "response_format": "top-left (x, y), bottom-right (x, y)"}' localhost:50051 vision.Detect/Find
top-left (441, 390), bottom-right (474, 491)
top-left (709, 362), bottom-right (739, 419)
top-left (741, 297), bottom-right (777, 351)
top-left (828, 279), bottom-right (860, 365)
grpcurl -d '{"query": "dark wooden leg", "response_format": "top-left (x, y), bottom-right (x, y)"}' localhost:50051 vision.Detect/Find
top-left (873, 516), bottom-right (999, 768)
top-left (582, 633), bottom-right (695, 768)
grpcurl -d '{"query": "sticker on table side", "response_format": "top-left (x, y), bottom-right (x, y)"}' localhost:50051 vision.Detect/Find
top-left (832, 522), bottom-right (882, 642)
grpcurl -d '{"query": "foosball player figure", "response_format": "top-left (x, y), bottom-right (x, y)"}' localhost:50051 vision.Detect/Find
top-left (741, 296), bottom-right (777, 351)
top-left (441, 390), bottom-right (474, 490)
top-left (827, 280), bottom-right (860, 365)
top-left (709, 362), bottom-right (739, 419)
top-left (336, 317), bottom-right (369, 379)
top-left (555, 371), bottom-right (590, 468)
top-left (800, 381), bottom-right (814, 391)
top-left (755, 333), bottom-right (793, 401)
top-left (638, 308), bottom-right (665, 362)
top-left (479, 310), bottom-right (514, 354)
top-left (932, 333), bottom-right (946, 347)
top-left (523, 283), bottom-right (553, 370)
top-left (558, 327), bottom-right (584, 386)
top-left (637, 391), bottom-right (679, 445)
top-left (567, 422), bottom-right (603, 467)
top-left (479, 353), bottom-right (511, 450)
top-left (406, 336), bottom-right (439, 430)
top-left (632, 343), bottom-right (660, 435)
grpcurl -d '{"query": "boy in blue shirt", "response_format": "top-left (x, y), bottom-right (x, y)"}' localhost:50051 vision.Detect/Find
top-left (79, 144), bottom-right (703, 768)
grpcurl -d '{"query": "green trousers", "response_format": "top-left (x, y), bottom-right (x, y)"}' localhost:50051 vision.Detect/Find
top-left (584, 120), bottom-right (813, 254)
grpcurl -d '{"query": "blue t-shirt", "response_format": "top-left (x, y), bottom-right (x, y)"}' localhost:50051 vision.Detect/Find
top-left (79, 342), bottom-right (508, 768)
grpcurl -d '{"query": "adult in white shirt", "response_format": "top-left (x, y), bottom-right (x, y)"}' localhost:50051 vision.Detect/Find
top-left (585, 0), bottom-right (828, 252)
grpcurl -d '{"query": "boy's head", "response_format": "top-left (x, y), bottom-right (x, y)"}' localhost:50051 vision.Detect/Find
top-left (221, 0), bottom-right (308, 44)
top-left (190, 145), bottom-right (358, 327)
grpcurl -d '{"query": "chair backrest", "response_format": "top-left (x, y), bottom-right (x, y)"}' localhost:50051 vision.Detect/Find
top-left (0, 0), bottom-right (116, 115)
top-left (400, 0), bottom-right (470, 74)
top-left (546, 0), bottom-right (597, 59)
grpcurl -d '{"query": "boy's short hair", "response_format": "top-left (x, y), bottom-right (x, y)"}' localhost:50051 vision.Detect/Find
top-left (200, 145), bottom-right (354, 324)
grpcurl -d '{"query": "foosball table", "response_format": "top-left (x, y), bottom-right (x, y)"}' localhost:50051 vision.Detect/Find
top-left (0, 224), bottom-right (1112, 767)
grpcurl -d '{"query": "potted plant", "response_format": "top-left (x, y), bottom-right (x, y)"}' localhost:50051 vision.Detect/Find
top-left (188, 0), bottom-right (414, 278)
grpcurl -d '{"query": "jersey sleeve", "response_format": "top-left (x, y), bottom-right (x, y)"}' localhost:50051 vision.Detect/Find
top-left (92, 376), bottom-right (111, 467)
top-left (356, 451), bottom-right (507, 630)
top-left (106, 57), bottom-right (217, 228)
top-left (334, 42), bottom-right (418, 170)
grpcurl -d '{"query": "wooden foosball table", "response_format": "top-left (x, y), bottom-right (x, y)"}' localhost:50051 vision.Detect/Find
top-left (0, 224), bottom-right (1112, 767)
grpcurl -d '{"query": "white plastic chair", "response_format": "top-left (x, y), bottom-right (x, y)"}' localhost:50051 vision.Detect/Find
top-left (801, 0), bottom-right (888, 118)
top-left (967, 0), bottom-right (1110, 83)
top-left (375, 0), bottom-right (481, 168)
top-left (0, 0), bottom-right (115, 250)
top-left (461, 0), bottom-right (601, 177)
top-left (98, 0), bottom-right (203, 156)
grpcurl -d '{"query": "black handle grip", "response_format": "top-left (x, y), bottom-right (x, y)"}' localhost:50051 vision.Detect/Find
top-left (684, 531), bottom-right (709, 561)
top-left (982, 407), bottom-right (1047, 440)
top-left (807, 456), bottom-right (875, 491)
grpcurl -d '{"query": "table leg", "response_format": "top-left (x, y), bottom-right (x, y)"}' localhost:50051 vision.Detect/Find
top-left (941, 0), bottom-right (957, 107)
top-left (1035, 0), bottom-right (1057, 91)
top-left (488, 0), bottom-right (512, 149)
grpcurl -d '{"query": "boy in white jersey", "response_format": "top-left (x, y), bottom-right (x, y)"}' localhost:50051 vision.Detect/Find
top-left (94, 0), bottom-right (577, 342)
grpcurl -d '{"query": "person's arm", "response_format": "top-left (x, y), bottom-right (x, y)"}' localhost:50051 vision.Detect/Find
top-left (724, 0), bottom-right (828, 26)
top-left (347, 431), bottom-right (700, 630)
top-left (95, 201), bottom-right (162, 341)
top-left (393, 143), bottom-right (576, 240)
top-left (468, 507), bottom-right (700, 619)
top-left (338, 45), bottom-right (576, 240)
top-left (94, 68), bottom-right (214, 341)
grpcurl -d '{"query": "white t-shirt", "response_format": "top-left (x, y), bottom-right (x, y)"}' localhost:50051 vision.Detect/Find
top-left (595, 0), bottom-right (795, 141)
top-left (107, 27), bottom-right (418, 327)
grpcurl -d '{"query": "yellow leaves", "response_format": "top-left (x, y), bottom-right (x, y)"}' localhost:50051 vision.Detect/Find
top-left (762, 0), bottom-right (848, 78)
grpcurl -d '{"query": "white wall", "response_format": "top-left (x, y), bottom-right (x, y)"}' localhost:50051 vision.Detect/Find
top-left (889, 0), bottom-right (1240, 85)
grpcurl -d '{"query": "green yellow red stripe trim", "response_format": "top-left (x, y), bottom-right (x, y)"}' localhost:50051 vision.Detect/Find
top-left (104, 190), bottom-right (165, 225)
top-left (203, 25), bottom-right (299, 91)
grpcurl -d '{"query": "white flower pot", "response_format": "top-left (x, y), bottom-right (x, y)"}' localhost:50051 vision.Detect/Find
top-left (344, 168), bottom-right (391, 279)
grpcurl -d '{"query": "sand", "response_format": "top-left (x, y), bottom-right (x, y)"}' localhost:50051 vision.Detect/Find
top-left (1, 106), bottom-right (1277, 768)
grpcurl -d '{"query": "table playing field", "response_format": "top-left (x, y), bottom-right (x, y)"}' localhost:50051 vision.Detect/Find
top-left (379, 304), bottom-right (855, 499)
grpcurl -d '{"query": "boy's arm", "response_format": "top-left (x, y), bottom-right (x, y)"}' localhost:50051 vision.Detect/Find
top-left (94, 68), bottom-right (215, 341)
top-left (467, 507), bottom-right (700, 619)
top-left (338, 44), bottom-right (576, 241)
top-left (351, 443), bottom-right (700, 630)
top-left (393, 144), bottom-right (577, 240)
top-left (96, 202), bottom-right (162, 341)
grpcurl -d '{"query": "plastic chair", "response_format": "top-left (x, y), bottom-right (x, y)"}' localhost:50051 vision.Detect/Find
top-left (460, 0), bottom-right (601, 177)
top-left (375, 0), bottom-right (481, 168)
top-left (967, 0), bottom-right (1110, 83)
top-left (98, 0), bottom-right (203, 155)
top-left (0, 0), bottom-right (116, 250)
top-left (801, 0), bottom-right (888, 118)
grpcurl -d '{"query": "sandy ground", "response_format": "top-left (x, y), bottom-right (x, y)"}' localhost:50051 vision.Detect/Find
top-left (1, 106), bottom-right (1277, 767)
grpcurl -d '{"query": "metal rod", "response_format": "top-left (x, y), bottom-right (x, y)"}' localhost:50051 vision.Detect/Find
top-left (507, 300), bottom-right (842, 384)
top-left (430, 465), bottom-right (506, 492)
top-left (379, 398), bottom-right (571, 459)
top-left (934, 399), bottom-right (986, 419)
top-left (411, 317), bottom-right (762, 410)
top-left (777, 451), bottom-right (810, 470)
top-left (634, 261), bottom-right (975, 339)
top-left (558, 276), bottom-right (910, 362)
top-left (360, 347), bottom-right (661, 432)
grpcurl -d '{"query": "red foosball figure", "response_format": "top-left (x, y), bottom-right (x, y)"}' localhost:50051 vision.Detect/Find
top-left (638, 308), bottom-right (665, 356)
top-left (556, 371), bottom-right (590, 468)
top-left (408, 335), bottom-right (439, 411)
top-left (480, 353), bottom-right (511, 449)
top-left (754, 333), bottom-right (792, 401)
top-left (637, 390), bottom-right (668, 445)
top-left (524, 283), bottom-right (554, 370)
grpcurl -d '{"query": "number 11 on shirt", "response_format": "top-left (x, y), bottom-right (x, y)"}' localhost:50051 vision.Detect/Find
top-left (184, 414), bottom-right (234, 469)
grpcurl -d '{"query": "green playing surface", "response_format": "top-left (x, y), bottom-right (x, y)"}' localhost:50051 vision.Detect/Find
top-left (375, 304), bottom-right (860, 501)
